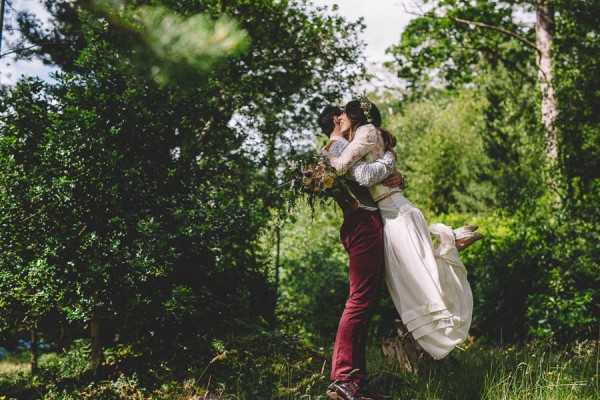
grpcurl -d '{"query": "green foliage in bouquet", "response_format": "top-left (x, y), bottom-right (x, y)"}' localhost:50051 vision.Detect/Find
top-left (282, 152), bottom-right (350, 217)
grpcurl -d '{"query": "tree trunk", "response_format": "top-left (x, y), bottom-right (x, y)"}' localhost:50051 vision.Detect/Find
top-left (536, 1), bottom-right (558, 167)
top-left (380, 319), bottom-right (429, 373)
top-left (30, 322), bottom-right (38, 375)
top-left (0, 0), bottom-right (6, 56)
top-left (90, 316), bottom-right (103, 370)
top-left (275, 224), bottom-right (280, 296)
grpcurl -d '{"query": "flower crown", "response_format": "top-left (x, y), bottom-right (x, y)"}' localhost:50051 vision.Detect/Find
top-left (356, 94), bottom-right (373, 123)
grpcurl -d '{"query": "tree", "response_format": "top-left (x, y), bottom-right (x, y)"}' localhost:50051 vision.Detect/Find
top-left (1, 0), bottom-right (6, 55)
top-left (388, 0), bottom-right (563, 169)
top-left (0, 78), bottom-right (71, 373)
top-left (384, 0), bottom-right (600, 343)
top-left (384, 90), bottom-right (496, 215)
top-left (553, 0), bottom-right (600, 191)
top-left (1, 0), bottom-right (366, 372)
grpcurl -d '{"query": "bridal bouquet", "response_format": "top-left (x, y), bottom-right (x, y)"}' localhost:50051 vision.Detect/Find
top-left (284, 151), bottom-right (347, 214)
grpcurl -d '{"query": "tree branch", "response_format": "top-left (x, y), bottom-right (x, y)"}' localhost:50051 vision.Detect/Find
top-left (0, 41), bottom-right (75, 59)
top-left (400, 4), bottom-right (540, 53)
top-left (0, 43), bottom-right (38, 58)
top-left (445, 15), bottom-right (539, 53)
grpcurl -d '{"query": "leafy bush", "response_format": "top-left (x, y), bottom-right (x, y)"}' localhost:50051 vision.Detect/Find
top-left (385, 90), bottom-right (497, 216)
top-left (278, 204), bottom-right (349, 342)
top-left (463, 198), bottom-right (599, 343)
top-left (40, 339), bottom-right (91, 380)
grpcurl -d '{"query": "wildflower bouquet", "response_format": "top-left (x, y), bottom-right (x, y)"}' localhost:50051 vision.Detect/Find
top-left (284, 151), bottom-right (348, 215)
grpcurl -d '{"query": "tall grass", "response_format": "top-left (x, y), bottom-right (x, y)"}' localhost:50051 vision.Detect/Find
top-left (480, 342), bottom-right (598, 400)
top-left (0, 340), bottom-right (597, 399)
top-left (381, 341), bottom-right (597, 400)
top-left (275, 340), bottom-right (598, 400)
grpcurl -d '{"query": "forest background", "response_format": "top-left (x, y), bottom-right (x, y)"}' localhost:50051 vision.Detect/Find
top-left (0, 0), bottom-right (597, 399)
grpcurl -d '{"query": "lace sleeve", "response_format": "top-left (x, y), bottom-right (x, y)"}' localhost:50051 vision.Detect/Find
top-left (326, 125), bottom-right (378, 175)
top-left (348, 151), bottom-right (396, 186)
top-left (326, 137), bottom-right (349, 156)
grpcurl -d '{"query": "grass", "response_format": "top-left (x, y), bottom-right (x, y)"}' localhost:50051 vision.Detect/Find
top-left (0, 353), bottom-right (29, 376)
top-left (0, 339), bottom-right (597, 399)
top-left (369, 340), bottom-right (599, 400)
top-left (479, 342), bottom-right (599, 400)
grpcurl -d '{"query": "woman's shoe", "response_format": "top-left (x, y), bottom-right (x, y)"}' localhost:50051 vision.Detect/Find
top-left (455, 231), bottom-right (484, 252)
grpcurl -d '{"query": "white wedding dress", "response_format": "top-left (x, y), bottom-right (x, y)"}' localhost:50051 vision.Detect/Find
top-left (325, 125), bottom-right (473, 359)
top-left (377, 194), bottom-right (472, 359)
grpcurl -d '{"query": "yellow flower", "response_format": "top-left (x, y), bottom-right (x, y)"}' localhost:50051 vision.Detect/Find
top-left (322, 176), bottom-right (334, 189)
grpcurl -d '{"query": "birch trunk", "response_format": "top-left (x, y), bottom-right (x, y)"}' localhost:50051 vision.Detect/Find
top-left (536, 1), bottom-right (558, 167)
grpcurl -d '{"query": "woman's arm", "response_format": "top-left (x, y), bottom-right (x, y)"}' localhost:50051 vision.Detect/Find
top-left (323, 124), bottom-right (378, 175)
top-left (348, 151), bottom-right (396, 186)
top-left (324, 127), bottom-right (395, 186)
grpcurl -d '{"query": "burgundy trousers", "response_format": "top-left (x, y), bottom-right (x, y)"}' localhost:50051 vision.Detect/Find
top-left (331, 209), bottom-right (384, 382)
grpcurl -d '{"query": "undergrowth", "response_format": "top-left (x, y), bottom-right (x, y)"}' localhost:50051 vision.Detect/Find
top-left (0, 334), bottom-right (597, 399)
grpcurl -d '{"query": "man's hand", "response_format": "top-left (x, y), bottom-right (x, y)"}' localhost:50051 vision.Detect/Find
top-left (382, 170), bottom-right (404, 188)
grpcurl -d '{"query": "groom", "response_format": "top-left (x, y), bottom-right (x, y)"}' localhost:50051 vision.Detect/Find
top-left (318, 106), bottom-right (400, 400)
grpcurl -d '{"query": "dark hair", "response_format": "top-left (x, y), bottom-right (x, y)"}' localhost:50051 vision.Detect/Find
top-left (344, 99), bottom-right (382, 132)
top-left (317, 105), bottom-right (343, 137)
top-left (379, 126), bottom-right (397, 152)
top-left (344, 99), bottom-right (395, 152)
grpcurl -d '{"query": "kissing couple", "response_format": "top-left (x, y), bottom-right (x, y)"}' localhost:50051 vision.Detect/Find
top-left (315, 96), bottom-right (483, 400)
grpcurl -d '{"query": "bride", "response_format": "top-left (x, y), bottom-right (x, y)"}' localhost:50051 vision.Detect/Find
top-left (322, 96), bottom-right (481, 359)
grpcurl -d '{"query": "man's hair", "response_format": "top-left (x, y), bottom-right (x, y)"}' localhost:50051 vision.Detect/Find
top-left (317, 105), bottom-right (343, 137)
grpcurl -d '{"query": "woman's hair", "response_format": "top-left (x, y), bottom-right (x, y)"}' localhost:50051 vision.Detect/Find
top-left (344, 99), bottom-right (382, 132)
top-left (344, 98), bottom-right (396, 152)
top-left (379, 126), bottom-right (397, 152)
